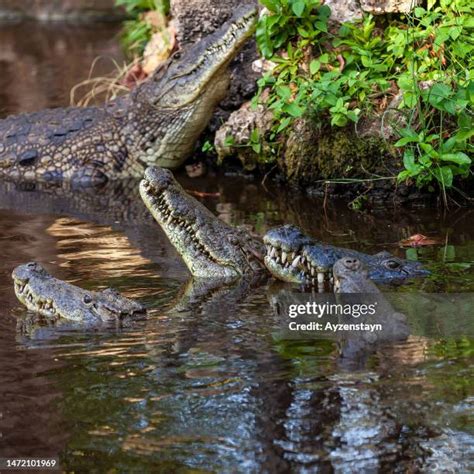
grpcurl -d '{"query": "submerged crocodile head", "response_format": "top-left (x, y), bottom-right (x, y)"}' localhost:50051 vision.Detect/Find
top-left (332, 257), bottom-right (371, 293)
top-left (12, 262), bottom-right (145, 323)
top-left (264, 225), bottom-right (429, 287)
top-left (139, 166), bottom-right (265, 280)
top-left (132, 6), bottom-right (257, 169)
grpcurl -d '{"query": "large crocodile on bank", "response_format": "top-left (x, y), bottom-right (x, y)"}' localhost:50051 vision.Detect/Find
top-left (139, 166), bottom-right (429, 285)
top-left (0, 7), bottom-right (257, 185)
top-left (12, 262), bottom-right (146, 324)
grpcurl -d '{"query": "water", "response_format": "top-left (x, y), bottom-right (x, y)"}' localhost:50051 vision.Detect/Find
top-left (0, 21), bottom-right (473, 473)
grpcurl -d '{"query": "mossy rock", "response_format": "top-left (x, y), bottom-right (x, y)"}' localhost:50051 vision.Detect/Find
top-left (282, 118), bottom-right (400, 184)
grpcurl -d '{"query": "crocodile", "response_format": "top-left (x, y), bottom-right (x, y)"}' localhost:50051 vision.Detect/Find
top-left (12, 262), bottom-right (146, 324)
top-left (139, 166), bottom-right (429, 285)
top-left (139, 166), bottom-right (266, 280)
top-left (0, 6), bottom-right (257, 184)
top-left (264, 224), bottom-right (429, 288)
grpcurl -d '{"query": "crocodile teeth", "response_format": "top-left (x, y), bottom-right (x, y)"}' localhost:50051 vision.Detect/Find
top-left (317, 272), bottom-right (325, 284)
top-left (292, 256), bottom-right (301, 268)
top-left (270, 247), bottom-right (276, 258)
top-left (281, 252), bottom-right (287, 264)
top-left (311, 267), bottom-right (315, 276)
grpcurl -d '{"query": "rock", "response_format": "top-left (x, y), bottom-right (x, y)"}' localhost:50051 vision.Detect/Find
top-left (323, 0), bottom-right (419, 23)
top-left (214, 98), bottom-right (273, 170)
top-left (358, 91), bottom-right (406, 140)
top-left (170, 0), bottom-right (260, 117)
top-left (360, 0), bottom-right (421, 14)
top-left (282, 118), bottom-right (398, 184)
top-left (0, 0), bottom-right (122, 21)
top-left (141, 11), bottom-right (176, 75)
top-left (324, 0), bottom-right (363, 24)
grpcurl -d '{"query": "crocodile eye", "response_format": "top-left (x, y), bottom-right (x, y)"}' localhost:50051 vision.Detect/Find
top-left (173, 51), bottom-right (182, 60)
top-left (83, 294), bottom-right (93, 304)
top-left (385, 259), bottom-right (401, 269)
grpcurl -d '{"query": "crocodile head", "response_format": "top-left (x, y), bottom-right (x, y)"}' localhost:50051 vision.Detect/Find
top-left (332, 257), bottom-right (370, 293)
top-left (264, 225), bottom-right (314, 283)
top-left (132, 6), bottom-right (257, 169)
top-left (12, 262), bottom-right (146, 323)
top-left (264, 225), bottom-right (429, 287)
top-left (139, 166), bottom-right (265, 280)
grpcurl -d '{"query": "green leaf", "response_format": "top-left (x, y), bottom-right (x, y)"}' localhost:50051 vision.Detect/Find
top-left (315, 21), bottom-right (328, 32)
top-left (403, 149), bottom-right (419, 173)
top-left (318, 5), bottom-right (331, 18)
top-left (433, 166), bottom-right (453, 187)
top-left (449, 26), bottom-right (463, 40)
top-left (259, 0), bottom-right (279, 11)
top-left (330, 113), bottom-right (348, 127)
top-left (284, 102), bottom-right (304, 117)
top-left (427, 83), bottom-right (452, 103)
top-left (398, 76), bottom-right (415, 91)
top-left (256, 18), bottom-right (273, 58)
top-left (276, 85), bottom-right (292, 100)
top-left (440, 152), bottom-right (471, 166)
top-left (414, 7), bottom-right (426, 17)
top-left (310, 59), bottom-right (320, 75)
top-left (276, 116), bottom-right (292, 133)
top-left (454, 129), bottom-right (474, 141)
top-left (319, 53), bottom-right (329, 63)
top-left (440, 137), bottom-right (457, 153)
top-left (405, 248), bottom-right (419, 261)
top-left (395, 136), bottom-right (417, 146)
top-left (291, 0), bottom-right (305, 17)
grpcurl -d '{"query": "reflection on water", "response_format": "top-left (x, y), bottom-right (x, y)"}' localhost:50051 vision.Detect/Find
top-left (0, 21), bottom-right (123, 118)
top-left (0, 19), bottom-right (473, 474)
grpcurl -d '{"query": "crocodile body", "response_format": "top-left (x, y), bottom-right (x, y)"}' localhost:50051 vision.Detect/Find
top-left (12, 262), bottom-right (145, 324)
top-left (0, 7), bottom-right (257, 184)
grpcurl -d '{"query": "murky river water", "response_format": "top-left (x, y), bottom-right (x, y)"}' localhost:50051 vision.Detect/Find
top-left (0, 21), bottom-right (473, 473)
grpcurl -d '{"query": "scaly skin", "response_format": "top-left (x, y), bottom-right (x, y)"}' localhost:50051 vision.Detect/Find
top-left (0, 6), bottom-right (257, 184)
top-left (264, 225), bottom-right (429, 287)
top-left (12, 262), bottom-right (145, 324)
top-left (139, 166), bottom-right (266, 281)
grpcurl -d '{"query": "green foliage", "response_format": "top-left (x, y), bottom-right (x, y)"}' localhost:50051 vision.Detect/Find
top-left (201, 140), bottom-right (215, 153)
top-left (115, 0), bottom-right (170, 55)
top-left (253, 0), bottom-right (474, 194)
